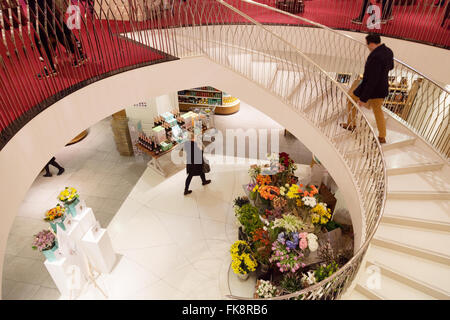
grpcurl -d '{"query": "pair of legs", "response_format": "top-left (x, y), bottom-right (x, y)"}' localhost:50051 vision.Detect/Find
top-left (44, 157), bottom-right (65, 177)
top-left (342, 81), bottom-right (387, 143)
top-left (184, 172), bottom-right (210, 195)
top-left (34, 23), bottom-right (85, 74)
top-left (353, 0), bottom-right (393, 22)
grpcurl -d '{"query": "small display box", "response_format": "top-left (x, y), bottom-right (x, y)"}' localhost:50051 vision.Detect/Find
top-left (152, 125), bottom-right (166, 144)
top-left (161, 112), bottom-right (174, 122)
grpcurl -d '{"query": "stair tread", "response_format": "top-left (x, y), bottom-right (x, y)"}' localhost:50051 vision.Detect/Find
top-left (384, 199), bottom-right (450, 224)
top-left (272, 70), bottom-right (302, 97)
top-left (367, 245), bottom-right (450, 292)
top-left (343, 289), bottom-right (372, 300)
top-left (357, 264), bottom-right (437, 300)
top-left (251, 61), bottom-right (278, 87)
top-left (383, 144), bottom-right (442, 170)
top-left (375, 223), bottom-right (450, 256)
top-left (387, 167), bottom-right (450, 193)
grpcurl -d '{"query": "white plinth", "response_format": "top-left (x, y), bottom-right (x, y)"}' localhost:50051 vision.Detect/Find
top-left (65, 220), bottom-right (85, 242)
top-left (73, 207), bottom-right (96, 235)
top-left (44, 257), bottom-right (87, 298)
top-left (81, 228), bottom-right (116, 274)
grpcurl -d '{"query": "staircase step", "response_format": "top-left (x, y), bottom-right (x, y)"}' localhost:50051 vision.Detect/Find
top-left (357, 263), bottom-right (437, 300)
top-left (272, 70), bottom-right (302, 98)
top-left (387, 191), bottom-right (450, 200)
top-left (227, 53), bottom-right (252, 75)
top-left (342, 287), bottom-right (373, 300)
top-left (373, 223), bottom-right (450, 262)
top-left (382, 137), bottom-right (416, 151)
top-left (366, 245), bottom-right (450, 298)
top-left (381, 214), bottom-right (450, 232)
top-left (384, 199), bottom-right (450, 225)
top-left (387, 162), bottom-right (444, 176)
top-left (383, 144), bottom-right (442, 171)
top-left (353, 284), bottom-right (385, 300)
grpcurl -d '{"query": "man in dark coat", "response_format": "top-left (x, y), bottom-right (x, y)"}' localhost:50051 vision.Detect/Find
top-left (341, 33), bottom-right (394, 144)
top-left (183, 133), bottom-right (211, 195)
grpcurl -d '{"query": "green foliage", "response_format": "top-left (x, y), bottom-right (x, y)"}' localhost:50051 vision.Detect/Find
top-left (236, 203), bottom-right (263, 236)
top-left (325, 220), bottom-right (342, 232)
top-left (280, 273), bottom-right (303, 294)
top-left (314, 261), bottom-right (339, 282)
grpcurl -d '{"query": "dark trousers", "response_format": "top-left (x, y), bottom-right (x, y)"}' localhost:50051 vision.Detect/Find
top-left (357, 0), bottom-right (393, 20)
top-left (44, 156), bottom-right (63, 173)
top-left (185, 173), bottom-right (207, 191)
top-left (34, 22), bottom-right (80, 70)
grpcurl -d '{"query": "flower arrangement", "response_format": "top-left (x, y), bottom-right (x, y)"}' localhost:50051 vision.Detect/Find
top-left (256, 174), bottom-right (271, 186)
top-left (258, 185), bottom-right (280, 200)
top-left (32, 230), bottom-right (56, 252)
top-left (235, 203), bottom-right (263, 236)
top-left (314, 261), bottom-right (339, 282)
top-left (255, 280), bottom-right (278, 298)
top-left (230, 240), bottom-right (258, 275)
top-left (248, 164), bottom-right (261, 180)
top-left (310, 202), bottom-right (332, 225)
top-left (231, 151), bottom-right (350, 298)
top-left (272, 214), bottom-right (305, 233)
top-left (58, 187), bottom-right (79, 204)
top-left (44, 205), bottom-right (65, 222)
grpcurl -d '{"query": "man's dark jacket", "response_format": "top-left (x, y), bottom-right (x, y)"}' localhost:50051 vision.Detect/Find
top-left (184, 140), bottom-right (204, 176)
top-left (354, 44), bottom-right (394, 103)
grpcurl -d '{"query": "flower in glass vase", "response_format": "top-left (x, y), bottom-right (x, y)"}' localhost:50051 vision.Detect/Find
top-left (32, 229), bottom-right (56, 252)
top-left (44, 205), bottom-right (65, 222)
top-left (58, 187), bottom-right (79, 204)
top-left (248, 164), bottom-right (261, 180)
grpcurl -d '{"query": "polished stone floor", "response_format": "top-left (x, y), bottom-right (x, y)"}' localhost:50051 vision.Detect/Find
top-left (1, 101), bottom-right (312, 300)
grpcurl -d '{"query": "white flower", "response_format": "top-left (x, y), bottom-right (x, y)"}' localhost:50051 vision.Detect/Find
top-left (302, 196), bottom-right (317, 208)
top-left (301, 271), bottom-right (317, 286)
top-left (307, 233), bottom-right (319, 252)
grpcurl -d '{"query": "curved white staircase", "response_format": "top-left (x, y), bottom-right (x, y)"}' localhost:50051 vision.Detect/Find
top-left (344, 110), bottom-right (450, 300)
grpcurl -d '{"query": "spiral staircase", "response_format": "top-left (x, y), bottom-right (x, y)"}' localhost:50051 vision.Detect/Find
top-left (0, 0), bottom-right (448, 299)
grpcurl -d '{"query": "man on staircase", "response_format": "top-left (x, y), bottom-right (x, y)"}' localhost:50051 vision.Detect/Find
top-left (341, 33), bottom-right (394, 144)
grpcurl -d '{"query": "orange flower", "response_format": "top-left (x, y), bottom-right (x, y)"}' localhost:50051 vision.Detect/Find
top-left (259, 185), bottom-right (280, 200)
top-left (256, 174), bottom-right (272, 186)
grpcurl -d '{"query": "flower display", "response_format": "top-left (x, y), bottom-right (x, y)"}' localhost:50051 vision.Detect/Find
top-left (44, 205), bottom-right (65, 222)
top-left (286, 184), bottom-right (301, 199)
top-left (231, 151), bottom-right (349, 298)
top-left (269, 233), bottom-right (305, 273)
top-left (256, 174), bottom-right (271, 186)
top-left (32, 230), bottom-right (56, 252)
top-left (310, 202), bottom-right (332, 225)
top-left (58, 187), bottom-right (79, 204)
top-left (302, 196), bottom-right (317, 208)
top-left (258, 185), bottom-right (280, 200)
top-left (272, 196), bottom-right (287, 210)
top-left (230, 241), bottom-right (258, 275)
top-left (256, 280), bottom-right (278, 298)
top-left (248, 165), bottom-right (261, 179)
top-left (272, 214), bottom-right (305, 233)
top-left (300, 270), bottom-right (317, 288)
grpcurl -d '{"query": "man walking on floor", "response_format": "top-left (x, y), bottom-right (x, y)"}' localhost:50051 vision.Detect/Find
top-left (340, 33), bottom-right (394, 144)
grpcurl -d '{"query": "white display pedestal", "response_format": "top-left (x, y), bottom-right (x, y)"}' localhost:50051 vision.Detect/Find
top-left (81, 228), bottom-right (116, 274)
top-left (73, 207), bottom-right (96, 235)
top-left (65, 220), bottom-right (85, 242)
top-left (44, 257), bottom-right (87, 298)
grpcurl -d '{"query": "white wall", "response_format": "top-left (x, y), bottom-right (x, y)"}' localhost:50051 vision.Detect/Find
top-left (0, 57), bottom-right (368, 299)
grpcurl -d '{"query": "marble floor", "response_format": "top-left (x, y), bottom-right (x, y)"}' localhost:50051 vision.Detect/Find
top-left (1, 101), bottom-right (313, 300)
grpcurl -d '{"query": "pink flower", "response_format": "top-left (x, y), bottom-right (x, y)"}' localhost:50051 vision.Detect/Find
top-left (277, 262), bottom-right (281, 267)
top-left (301, 263), bottom-right (306, 268)
top-left (299, 232), bottom-right (307, 239)
top-left (291, 268), bottom-right (296, 273)
top-left (299, 238), bottom-right (308, 250)
top-left (280, 268), bottom-right (284, 272)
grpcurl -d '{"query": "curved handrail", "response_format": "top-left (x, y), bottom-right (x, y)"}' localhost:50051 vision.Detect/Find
top-left (236, 0), bottom-right (449, 159)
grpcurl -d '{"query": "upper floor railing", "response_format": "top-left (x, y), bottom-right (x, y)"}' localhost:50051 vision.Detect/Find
top-left (250, 0), bottom-right (450, 49)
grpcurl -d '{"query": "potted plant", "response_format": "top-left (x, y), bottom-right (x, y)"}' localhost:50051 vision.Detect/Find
top-left (233, 196), bottom-right (250, 215)
top-left (32, 230), bottom-right (59, 262)
top-left (254, 279), bottom-right (279, 299)
top-left (58, 187), bottom-right (80, 217)
top-left (230, 240), bottom-right (258, 280)
top-left (44, 205), bottom-right (66, 233)
top-left (235, 203), bottom-right (263, 238)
